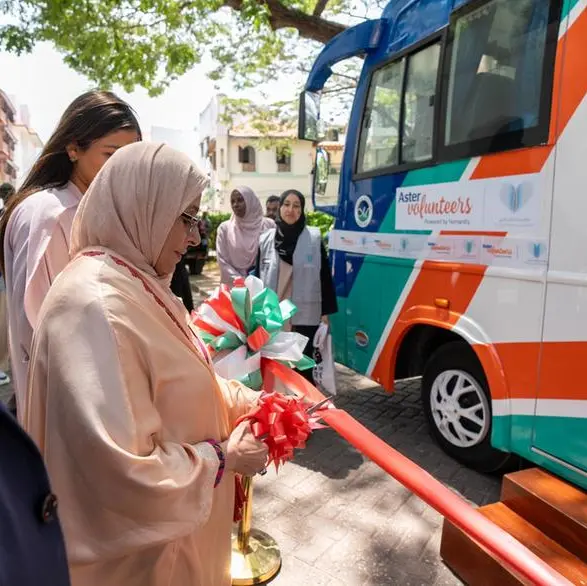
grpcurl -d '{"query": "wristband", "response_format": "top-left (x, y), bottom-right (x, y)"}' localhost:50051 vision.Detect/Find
top-left (205, 439), bottom-right (225, 487)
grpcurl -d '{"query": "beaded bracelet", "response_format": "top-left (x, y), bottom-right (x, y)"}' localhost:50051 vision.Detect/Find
top-left (205, 439), bottom-right (225, 487)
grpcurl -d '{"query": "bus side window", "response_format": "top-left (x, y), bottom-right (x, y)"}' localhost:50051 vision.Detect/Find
top-left (357, 40), bottom-right (442, 175)
top-left (402, 42), bottom-right (441, 164)
top-left (357, 59), bottom-right (405, 174)
top-left (443, 0), bottom-right (555, 155)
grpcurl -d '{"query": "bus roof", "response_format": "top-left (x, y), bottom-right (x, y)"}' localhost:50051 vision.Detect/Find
top-left (305, 0), bottom-right (473, 92)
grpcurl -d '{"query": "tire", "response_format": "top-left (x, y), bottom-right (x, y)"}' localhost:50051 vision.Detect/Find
top-left (421, 341), bottom-right (516, 474)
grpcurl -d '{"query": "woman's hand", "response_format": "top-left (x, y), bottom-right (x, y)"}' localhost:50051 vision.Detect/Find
top-left (222, 420), bottom-right (268, 476)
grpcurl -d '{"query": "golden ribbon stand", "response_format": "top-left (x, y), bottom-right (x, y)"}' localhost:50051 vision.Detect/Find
top-left (231, 476), bottom-right (281, 585)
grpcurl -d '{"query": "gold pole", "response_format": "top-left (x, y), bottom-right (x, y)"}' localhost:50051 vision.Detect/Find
top-left (231, 476), bottom-right (281, 585)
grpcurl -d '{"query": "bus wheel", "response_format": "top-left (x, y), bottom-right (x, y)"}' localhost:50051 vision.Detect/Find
top-left (421, 341), bottom-right (514, 474)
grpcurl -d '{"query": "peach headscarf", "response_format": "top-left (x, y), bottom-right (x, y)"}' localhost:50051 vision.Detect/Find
top-left (222, 186), bottom-right (275, 272)
top-left (70, 142), bottom-right (209, 282)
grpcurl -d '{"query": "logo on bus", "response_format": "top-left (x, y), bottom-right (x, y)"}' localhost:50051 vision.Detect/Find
top-left (354, 195), bottom-right (373, 228)
top-left (355, 330), bottom-right (369, 348)
top-left (500, 182), bottom-right (533, 214)
top-left (529, 242), bottom-right (546, 259)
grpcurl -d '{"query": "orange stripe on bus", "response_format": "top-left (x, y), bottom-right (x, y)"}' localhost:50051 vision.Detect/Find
top-left (371, 261), bottom-right (486, 388)
top-left (548, 29), bottom-right (566, 142)
top-left (536, 341), bottom-right (587, 401)
top-left (476, 342), bottom-right (540, 401)
top-left (440, 231), bottom-right (507, 237)
top-left (475, 341), bottom-right (587, 402)
top-left (554, 7), bottom-right (587, 139)
top-left (470, 147), bottom-right (552, 180)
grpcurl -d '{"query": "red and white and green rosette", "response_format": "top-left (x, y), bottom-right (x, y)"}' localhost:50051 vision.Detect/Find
top-left (192, 276), bottom-right (315, 390)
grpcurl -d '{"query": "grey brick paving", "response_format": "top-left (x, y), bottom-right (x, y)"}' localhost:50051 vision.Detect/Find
top-left (1, 262), bottom-right (502, 585)
top-left (253, 367), bottom-right (501, 585)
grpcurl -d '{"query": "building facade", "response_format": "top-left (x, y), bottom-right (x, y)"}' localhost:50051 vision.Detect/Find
top-left (199, 95), bottom-right (315, 213)
top-left (13, 105), bottom-right (43, 187)
top-left (0, 90), bottom-right (18, 185)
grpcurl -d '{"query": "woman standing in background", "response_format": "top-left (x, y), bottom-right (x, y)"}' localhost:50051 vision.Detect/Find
top-left (0, 90), bottom-right (141, 416)
top-left (256, 189), bottom-right (337, 382)
top-left (216, 186), bottom-right (274, 285)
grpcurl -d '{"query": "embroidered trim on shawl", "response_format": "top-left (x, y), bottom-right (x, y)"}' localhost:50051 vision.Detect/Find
top-left (81, 250), bottom-right (211, 364)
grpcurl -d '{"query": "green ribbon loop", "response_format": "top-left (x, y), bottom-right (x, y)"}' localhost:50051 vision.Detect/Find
top-left (236, 369), bottom-right (264, 391)
top-left (202, 280), bottom-right (315, 389)
top-left (209, 331), bottom-right (243, 352)
top-left (231, 287), bottom-right (251, 332)
top-left (229, 283), bottom-right (297, 339)
top-left (293, 355), bottom-right (315, 371)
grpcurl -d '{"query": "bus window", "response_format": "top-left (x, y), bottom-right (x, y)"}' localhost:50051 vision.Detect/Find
top-left (357, 59), bottom-right (404, 174)
top-left (444, 0), bottom-right (555, 155)
top-left (402, 42), bottom-right (441, 163)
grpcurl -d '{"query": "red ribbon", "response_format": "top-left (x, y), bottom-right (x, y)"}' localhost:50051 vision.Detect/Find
top-left (205, 285), bottom-right (245, 332)
top-left (246, 326), bottom-right (271, 352)
top-left (233, 391), bottom-right (329, 522)
top-left (236, 392), bottom-right (327, 471)
top-left (190, 311), bottom-right (224, 337)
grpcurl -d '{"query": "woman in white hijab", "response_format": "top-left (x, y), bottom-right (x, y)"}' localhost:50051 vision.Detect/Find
top-left (216, 186), bottom-right (275, 284)
top-left (23, 143), bottom-right (268, 586)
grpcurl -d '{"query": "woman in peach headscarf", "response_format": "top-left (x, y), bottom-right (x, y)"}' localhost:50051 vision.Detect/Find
top-left (23, 142), bottom-right (268, 586)
top-left (216, 186), bottom-right (275, 284)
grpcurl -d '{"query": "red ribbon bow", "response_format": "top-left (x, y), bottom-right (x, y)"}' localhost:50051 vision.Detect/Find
top-left (237, 392), bottom-right (327, 469)
top-left (232, 392), bottom-right (329, 521)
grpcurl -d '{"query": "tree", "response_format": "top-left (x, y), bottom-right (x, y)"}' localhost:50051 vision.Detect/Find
top-left (0, 0), bottom-right (384, 96)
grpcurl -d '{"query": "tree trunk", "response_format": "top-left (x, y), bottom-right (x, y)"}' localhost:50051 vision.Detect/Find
top-left (224, 0), bottom-right (347, 44)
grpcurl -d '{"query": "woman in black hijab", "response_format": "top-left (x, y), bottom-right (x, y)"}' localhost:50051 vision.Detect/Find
top-left (256, 190), bottom-right (337, 382)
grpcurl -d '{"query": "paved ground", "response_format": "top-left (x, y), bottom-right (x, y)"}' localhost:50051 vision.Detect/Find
top-left (191, 262), bottom-right (501, 585)
top-left (1, 261), bottom-right (503, 585)
top-left (252, 370), bottom-right (500, 586)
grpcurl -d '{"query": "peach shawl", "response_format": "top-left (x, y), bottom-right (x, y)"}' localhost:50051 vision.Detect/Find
top-left (24, 142), bottom-right (255, 586)
top-left (216, 186), bottom-right (275, 284)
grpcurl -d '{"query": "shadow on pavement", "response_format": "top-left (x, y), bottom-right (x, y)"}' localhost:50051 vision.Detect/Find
top-left (293, 365), bottom-right (501, 508)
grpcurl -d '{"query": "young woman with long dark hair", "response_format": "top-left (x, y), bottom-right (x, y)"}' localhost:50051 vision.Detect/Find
top-left (0, 90), bottom-right (141, 416)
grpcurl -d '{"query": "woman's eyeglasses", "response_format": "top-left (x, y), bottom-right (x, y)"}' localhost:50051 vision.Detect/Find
top-left (181, 212), bottom-right (200, 234)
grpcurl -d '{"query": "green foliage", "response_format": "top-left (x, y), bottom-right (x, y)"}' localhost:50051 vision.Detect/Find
top-left (206, 212), bottom-right (231, 250)
top-left (206, 210), bottom-right (332, 250)
top-left (306, 211), bottom-right (334, 237)
top-left (0, 0), bottom-right (362, 96)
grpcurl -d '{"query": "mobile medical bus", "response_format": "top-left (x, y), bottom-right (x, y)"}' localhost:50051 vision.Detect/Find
top-left (298, 0), bottom-right (587, 489)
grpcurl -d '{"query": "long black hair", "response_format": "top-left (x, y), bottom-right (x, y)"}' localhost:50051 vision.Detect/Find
top-left (0, 89), bottom-right (141, 273)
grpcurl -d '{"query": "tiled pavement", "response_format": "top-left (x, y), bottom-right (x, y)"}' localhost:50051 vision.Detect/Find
top-left (251, 368), bottom-right (500, 586)
top-left (188, 263), bottom-right (501, 585)
top-left (1, 262), bottom-right (503, 585)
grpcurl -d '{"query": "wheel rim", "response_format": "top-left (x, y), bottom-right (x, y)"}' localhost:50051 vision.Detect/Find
top-left (429, 369), bottom-right (490, 449)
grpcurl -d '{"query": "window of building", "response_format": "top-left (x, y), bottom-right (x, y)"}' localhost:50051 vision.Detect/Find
top-left (238, 145), bottom-right (256, 172)
top-left (357, 59), bottom-right (404, 174)
top-left (443, 0), bottom-right (557, 157)
top-left (276, 147), bottom-right (291, 172)
top-left (402, 43), bottom-right (441, 163)
top-left (220, 148), bottom-right (225, 168)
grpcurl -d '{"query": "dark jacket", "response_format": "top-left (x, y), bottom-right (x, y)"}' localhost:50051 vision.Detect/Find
top-left (0, 403), bottom-right (70, 586)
